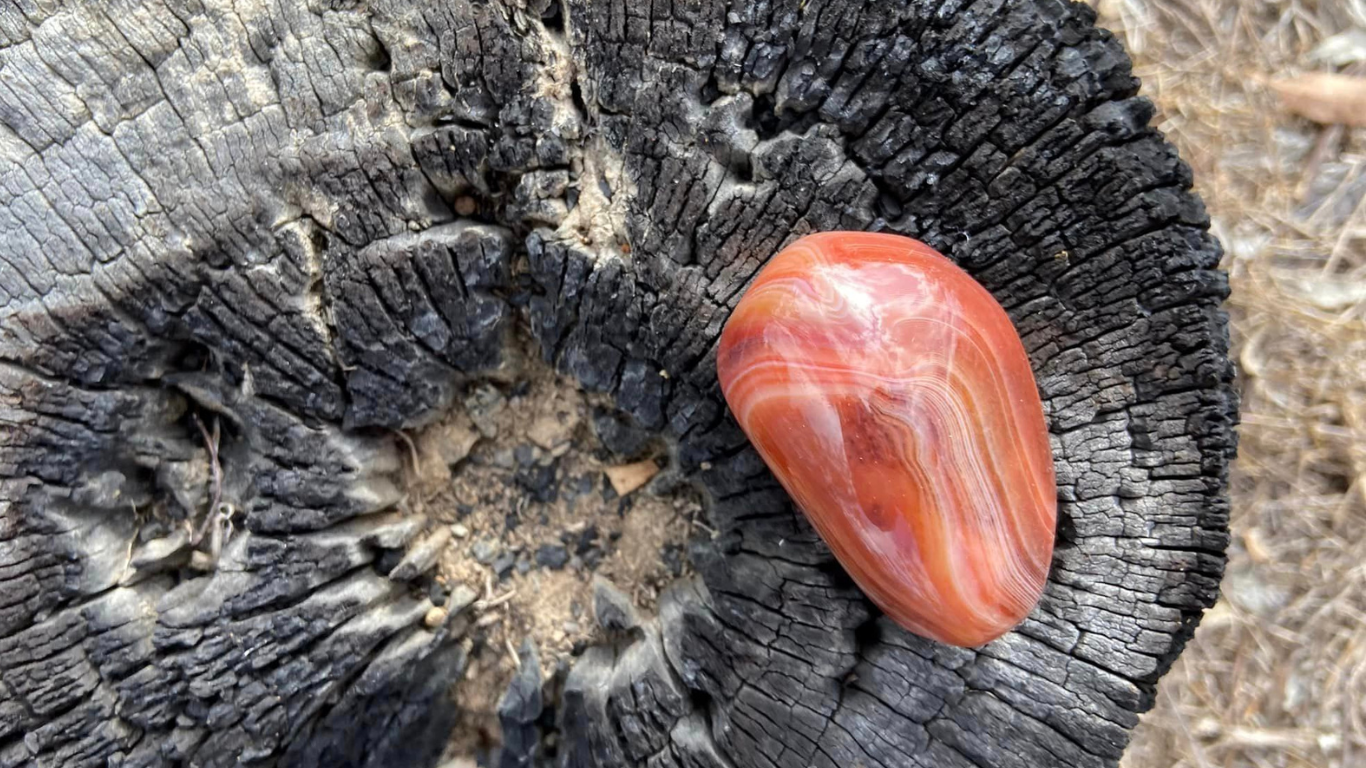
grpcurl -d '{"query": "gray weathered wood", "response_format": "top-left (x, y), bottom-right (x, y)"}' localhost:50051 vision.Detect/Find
top-left (0, 1), bottom-right (1237, 766)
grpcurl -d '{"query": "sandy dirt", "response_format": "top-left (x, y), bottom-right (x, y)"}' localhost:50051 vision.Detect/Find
top-left (398, 350), bottom-right (703, 760)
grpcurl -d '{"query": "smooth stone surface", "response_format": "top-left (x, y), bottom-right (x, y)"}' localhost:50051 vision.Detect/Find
top-left (717, 232), bottom-right (1057, 647)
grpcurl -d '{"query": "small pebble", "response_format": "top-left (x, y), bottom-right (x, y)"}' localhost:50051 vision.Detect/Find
top-left (472, 539), bottom-right (499, 565)
top-left (451, 523), bottom-right (469, 539)
top-left (570, 601), bottom-right (583, 619)
top-left (464, 383), bottom-right (505, 438)
top-left (510, 380), bottom-right (532, 398)
top-left (536, 544), bottom-right (570, 570)
top-left (515, 461), bottom-right (559, 503)
top-left (505, 512), bottom-right (520, 531)
top-left (456, 504), bottom-right (474, 518)
top-left (423, 607), bottom-right (448, 629)
top-left (514, 444), bottom-right (537, 467)
top-left (562, 621), bottom-right (580, 634)
top-left (582, 547), bottom-right (604, 570)
top-left (516, 556), bottom-right (532, 575)
top-left (492, 552), bottom-right (516, 579)
top-left (492, 448), bottom-right (516, 470)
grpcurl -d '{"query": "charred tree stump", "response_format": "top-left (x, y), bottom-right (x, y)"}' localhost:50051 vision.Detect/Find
top-left (0, 1), bottom-right (1238, 767)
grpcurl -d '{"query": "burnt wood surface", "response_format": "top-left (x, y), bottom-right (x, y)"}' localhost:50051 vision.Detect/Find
top-left (0, 1), bottom-right (1238, 767)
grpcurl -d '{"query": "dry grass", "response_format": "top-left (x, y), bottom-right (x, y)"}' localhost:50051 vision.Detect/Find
top-left (1089, 1), bottom-right (1366, 766)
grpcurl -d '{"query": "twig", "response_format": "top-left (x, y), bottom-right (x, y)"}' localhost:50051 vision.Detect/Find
top-left (1320, 178), bottom-right (1366, 276)
top-left (191, 415), bottom-right (222, 546)
top-left (1296, 123), bottom-right (1344, 204)
top-left (1164, 681), bottom-right (1214, 768)
top-left (474, 588), bottom-right (518, 612)
top-left (392, 429), bottom-right (421, 473)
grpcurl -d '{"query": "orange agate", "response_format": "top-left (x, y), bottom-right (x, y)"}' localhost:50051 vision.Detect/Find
top-left (717, 232), bottom-right (1056, 647)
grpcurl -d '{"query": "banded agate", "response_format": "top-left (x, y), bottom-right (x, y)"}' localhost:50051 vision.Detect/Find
top-left (717, 232), bottom-right (1056, 647)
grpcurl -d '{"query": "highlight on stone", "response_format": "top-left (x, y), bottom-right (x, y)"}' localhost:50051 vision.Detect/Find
top-left (717, 232), bottom-right (1057, 647)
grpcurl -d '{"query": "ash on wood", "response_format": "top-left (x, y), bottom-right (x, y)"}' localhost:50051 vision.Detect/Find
top-left (0, 1), bottom-right (1237, 768)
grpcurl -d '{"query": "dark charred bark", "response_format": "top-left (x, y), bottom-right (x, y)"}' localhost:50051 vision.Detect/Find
top-left (0, 1), bottom-right (1237, 767)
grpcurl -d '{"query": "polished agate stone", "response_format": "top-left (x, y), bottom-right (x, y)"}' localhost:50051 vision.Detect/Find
top-left (717, 232), bottom-right (1056, 647)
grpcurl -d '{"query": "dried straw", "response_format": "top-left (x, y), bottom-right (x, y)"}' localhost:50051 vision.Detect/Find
top-left (1093, 1), bottom-right (1366, 766)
